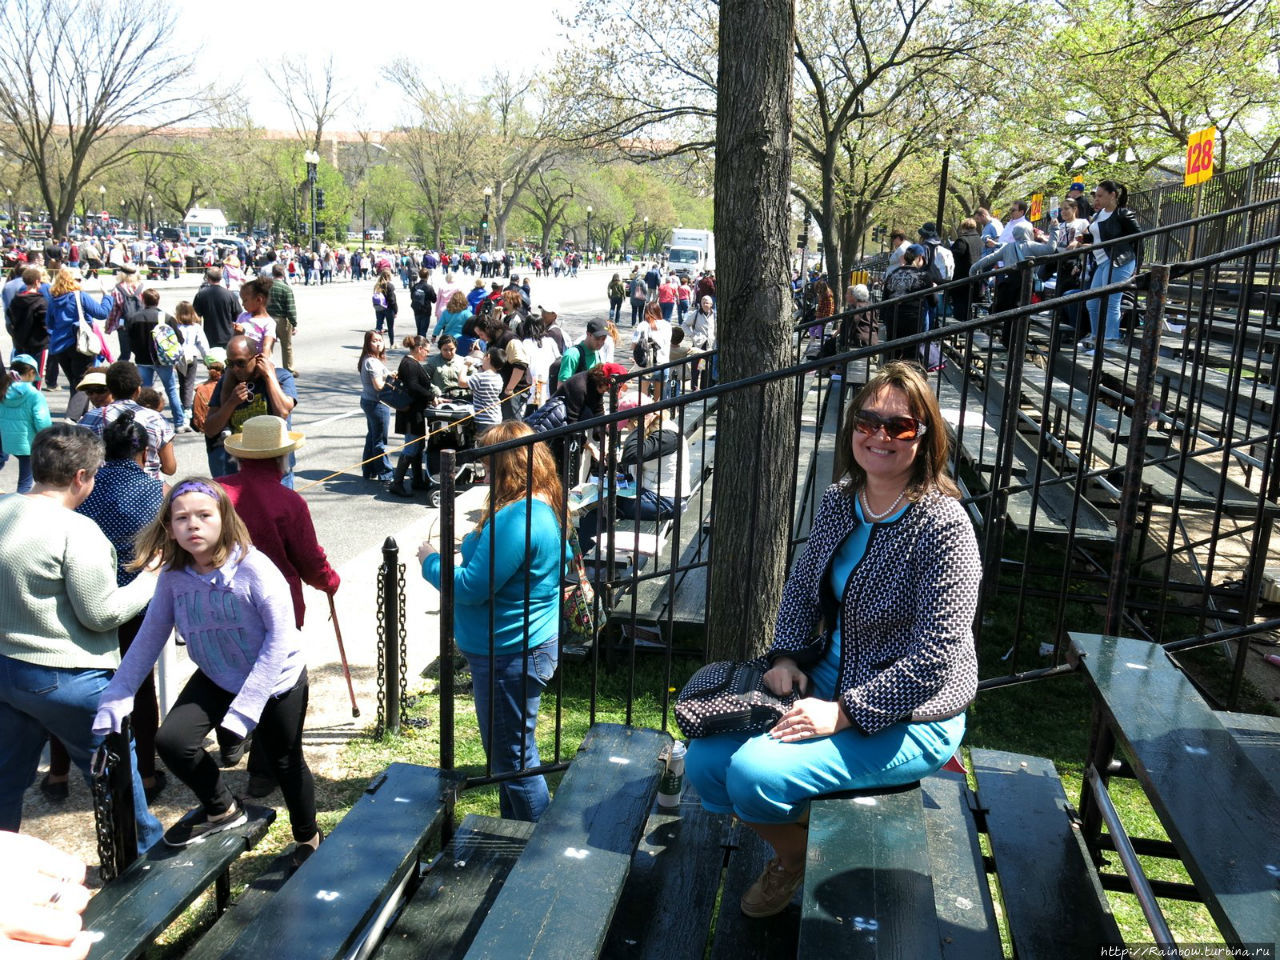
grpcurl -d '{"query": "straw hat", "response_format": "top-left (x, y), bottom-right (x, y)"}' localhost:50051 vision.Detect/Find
top-left (222, 415), bottom-right (304, 459)
top-left (77, 370), bottom-right (108, 390)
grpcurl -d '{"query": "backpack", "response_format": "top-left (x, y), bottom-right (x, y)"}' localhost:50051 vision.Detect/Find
top-left (523, 396), bottom-right (567, 433)
top-left (372, 291), bottom-right (388, 310)
top-left (152, 320), bottom-right (181, 367)
top-left (411, 282), bottom-right (432, 311)
top-left (633, 334), bottom-right (657, 368)
top-left (118, 286), bottom-right (144, 325)
top-left (548, 344), bottom-right (580, 393)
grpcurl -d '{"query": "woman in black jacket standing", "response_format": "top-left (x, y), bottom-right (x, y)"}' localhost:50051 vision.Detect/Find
top-left (389, 336), bottom-right (435, 498)
top-left (1072, 179), bottom-right (1141, 350)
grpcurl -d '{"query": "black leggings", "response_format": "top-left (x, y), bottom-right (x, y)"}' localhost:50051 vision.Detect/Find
top-left (155, 669), bottom-right (317, 842)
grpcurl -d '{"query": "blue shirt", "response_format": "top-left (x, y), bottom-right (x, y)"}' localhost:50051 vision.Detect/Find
top-left (421, 498), bottom-right (568, 656)
top-left (809, 496), bottom-right (909, 699)
top-left (75, 458), bottom-right (165, 586)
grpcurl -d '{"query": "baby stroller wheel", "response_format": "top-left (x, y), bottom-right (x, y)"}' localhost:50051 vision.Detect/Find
top-left (428, 489), bottom-right (441, 509)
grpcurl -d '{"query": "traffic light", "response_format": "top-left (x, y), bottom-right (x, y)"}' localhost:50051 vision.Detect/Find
top-left (797, 233), bottom-right (808, 247)
top-left (316, 188), bottom-right (326, 211)
top-left (481, 218), bottom-right (489, 230)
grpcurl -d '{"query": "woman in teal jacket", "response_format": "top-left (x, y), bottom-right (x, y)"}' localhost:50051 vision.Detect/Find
top-left (418, 420), bottom-right (567, 821)
top-left (433, 290), bottom-right (473, 340)
top-left (0, 355), bottom-right (53, 492)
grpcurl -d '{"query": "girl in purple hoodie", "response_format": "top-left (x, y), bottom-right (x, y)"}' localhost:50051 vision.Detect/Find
top-left (93, 478), bottom-right (321, 867)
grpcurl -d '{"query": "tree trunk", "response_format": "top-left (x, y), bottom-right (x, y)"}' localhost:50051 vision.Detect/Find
top-left (705, 0), bottom-right (798, 662)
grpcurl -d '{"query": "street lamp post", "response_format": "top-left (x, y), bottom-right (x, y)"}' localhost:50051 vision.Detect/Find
top-left (585, 205), bottom-right (592, 267)
top-left (361, 197), bottom-right (367, 253)
top-left (6, 189), bottom-right (12, 228)
top-left (98, 185), bottom-right (106, 235)
top-left (146, 194), bottom-right (153, 237)
top-left (643, 215), bottom-right (649, 257)
top-left (303, 149), bottom-right (320, 254)
top-left (482, 186), bottom-right (492, 253)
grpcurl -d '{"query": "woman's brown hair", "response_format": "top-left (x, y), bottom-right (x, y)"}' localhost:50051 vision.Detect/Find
top-left (447, 290), bottom-right (469, 313)
top-left (357, 330), bottom-right (386, 372)
top-left (130, 477), bottom-right (253, 572)
top-left (834, 360), bottom-right (960, 501)
top-left (474, 422), bottom-right (567, 534)
top-left (50, 267), bottom-right (81, 297)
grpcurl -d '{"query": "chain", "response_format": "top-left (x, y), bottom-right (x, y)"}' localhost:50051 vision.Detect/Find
top-left (397, 561), bottom-right (408, 712)
top-left (90, 745), bottom-right (120, 882)
top-left (375, 560), bottom-right (387, 739)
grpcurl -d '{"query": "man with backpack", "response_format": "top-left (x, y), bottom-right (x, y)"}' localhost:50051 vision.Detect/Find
top-left (105, 264), bottom-right (144, 363)
top-left (410, 269), bottom-right (438, 338)
top-left (551, 318), bottom-right (611, 389)
top-left (125, 288), bottom-right (185, 432)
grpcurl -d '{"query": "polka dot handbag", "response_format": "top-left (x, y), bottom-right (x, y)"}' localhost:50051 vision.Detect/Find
top-left (674, 658), bottom-right (802, 740)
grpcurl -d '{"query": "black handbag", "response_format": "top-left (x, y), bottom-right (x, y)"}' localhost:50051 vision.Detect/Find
top-left (378, 376), bottom-right (413, 412)
top-left (673, 658), bottom-right (801, 740)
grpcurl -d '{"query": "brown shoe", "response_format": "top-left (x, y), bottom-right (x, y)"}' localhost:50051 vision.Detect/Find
top-left (740, 856), bottom-right (804, 918)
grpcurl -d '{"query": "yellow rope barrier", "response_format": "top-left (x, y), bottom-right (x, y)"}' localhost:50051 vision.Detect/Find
top-left (293, 383), bottom-right (532, 494)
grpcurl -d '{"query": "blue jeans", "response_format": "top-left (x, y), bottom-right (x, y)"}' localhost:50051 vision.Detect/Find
top-left (139, 364), bottom-right (185, 429)
top-left (578, 488), bottom-right (681, 554)
top-left (465, 642), bottom-right (559, 821)
top-left (360, 396), bottom-right (393, 479)
top-left (5, 453), bottom-right (33, 493)
top-left (685, 713), bottom-right (965, 824)
top-left (1086, 256), bottom-right (1137, 342)
top-left (0, 656), bottom-right (163, 853)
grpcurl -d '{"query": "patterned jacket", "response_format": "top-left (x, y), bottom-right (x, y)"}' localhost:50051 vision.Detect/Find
top-left (770, 482), bottom-right (981, 735)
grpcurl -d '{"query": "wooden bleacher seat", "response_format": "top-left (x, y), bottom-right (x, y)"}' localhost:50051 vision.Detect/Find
top-left (83, 804), bottom-right (275, 960)
top-left (1067, 632), bottom-right (1280, 947)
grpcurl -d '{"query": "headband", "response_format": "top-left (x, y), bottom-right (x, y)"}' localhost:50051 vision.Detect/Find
top-left (172, 480), bottom-right (220, 501)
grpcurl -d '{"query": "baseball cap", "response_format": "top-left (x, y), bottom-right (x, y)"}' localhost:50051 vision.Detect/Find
top-left (586, 319), bottom-right (609, 336)
top-left (9, 353), bottom-right (38, 369)
top-left (1069, 182), bottom-right (1085, 192)
top-left (905, 243), bottom-right (928, 261)
top-left (599, 362), bottom-right (627, 379)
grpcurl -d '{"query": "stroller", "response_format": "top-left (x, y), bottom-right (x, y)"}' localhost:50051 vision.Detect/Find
top-left (423, 387), bottom-right (485, 506)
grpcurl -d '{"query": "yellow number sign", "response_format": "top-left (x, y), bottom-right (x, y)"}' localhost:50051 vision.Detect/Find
top-left (1185, 126), bottom-right (1216, 186)
top-left (1029, 194), bottom-right (1044, 221)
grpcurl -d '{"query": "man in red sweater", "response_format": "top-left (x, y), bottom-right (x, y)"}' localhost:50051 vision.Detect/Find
top-left (217, 415), bottom-right (340, 795)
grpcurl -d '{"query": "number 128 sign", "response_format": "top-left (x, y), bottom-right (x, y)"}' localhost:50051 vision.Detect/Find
top-left (1185, 126), bottom-right (1216, 187)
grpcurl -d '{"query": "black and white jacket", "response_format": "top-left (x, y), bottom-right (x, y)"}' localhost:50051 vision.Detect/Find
top-left (770, 482), bottom-right (981, 735)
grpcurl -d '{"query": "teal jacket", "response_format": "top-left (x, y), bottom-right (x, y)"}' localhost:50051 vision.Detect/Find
top-left (422, 498), bottom-right (567, 656)
top-left (0, 382), bottom-right (52, 456)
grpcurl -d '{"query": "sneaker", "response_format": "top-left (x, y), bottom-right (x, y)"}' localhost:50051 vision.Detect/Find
top-left (40, 774), bottom-right (69, 803)
top-left (246, 773), bottom-right (276, 799)
top-left (163, 803), bottom-right (248, 847)
top-left (740, 857), bottom-right (804, 918)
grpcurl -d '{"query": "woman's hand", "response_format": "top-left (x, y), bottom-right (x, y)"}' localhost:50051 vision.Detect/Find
top-left (416, 539), bottom-right (438, 565)
top-left (763, 657), bottom-right (808, 697)
top-left (768, 698), bottom-right (851, 742)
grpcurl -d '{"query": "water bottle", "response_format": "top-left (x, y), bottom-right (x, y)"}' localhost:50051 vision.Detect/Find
top-left (657, 741), bottom-right (686, 810)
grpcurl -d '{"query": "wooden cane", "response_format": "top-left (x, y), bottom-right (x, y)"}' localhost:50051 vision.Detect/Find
top-left (329, 594), bottom-right (360, 718)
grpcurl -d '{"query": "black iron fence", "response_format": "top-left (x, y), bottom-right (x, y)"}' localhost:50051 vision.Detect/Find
top-left (429, 194), bottom-right (1280, 800)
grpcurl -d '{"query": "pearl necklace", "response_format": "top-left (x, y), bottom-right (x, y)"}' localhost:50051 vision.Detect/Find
top-left (861, 487), bottom-right (907, 521)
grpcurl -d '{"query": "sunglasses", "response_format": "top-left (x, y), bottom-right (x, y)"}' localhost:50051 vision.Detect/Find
top-left (853, 409), bottom-right (928, 440)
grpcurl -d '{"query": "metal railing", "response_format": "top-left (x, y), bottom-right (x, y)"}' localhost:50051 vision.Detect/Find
top-left (425, 194), bottom-right (1280, 805)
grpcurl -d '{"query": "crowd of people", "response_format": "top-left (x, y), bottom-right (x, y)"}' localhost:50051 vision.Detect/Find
top-left (0, 177), bottom-right (1147, 945)
top-left (799, 178), bottom-right (1143, 363)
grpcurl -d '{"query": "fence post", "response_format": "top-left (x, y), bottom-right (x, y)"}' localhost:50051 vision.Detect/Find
top-left (1105, 264), bottom-right (1168, 636)
top-left (981, 262), bottom-right (1034, 604)
top-left (377, 536), bottom-right (405, 737)
top-left (438, 450), bottom-right (456, 773)
top-left (91, 720), bottom-right (138, 882)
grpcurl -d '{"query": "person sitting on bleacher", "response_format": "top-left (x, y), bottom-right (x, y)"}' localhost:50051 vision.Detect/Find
top-left (578, 396), bottom-right (690, 555)
top-left (683, 361), bottom-right (981, 918)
